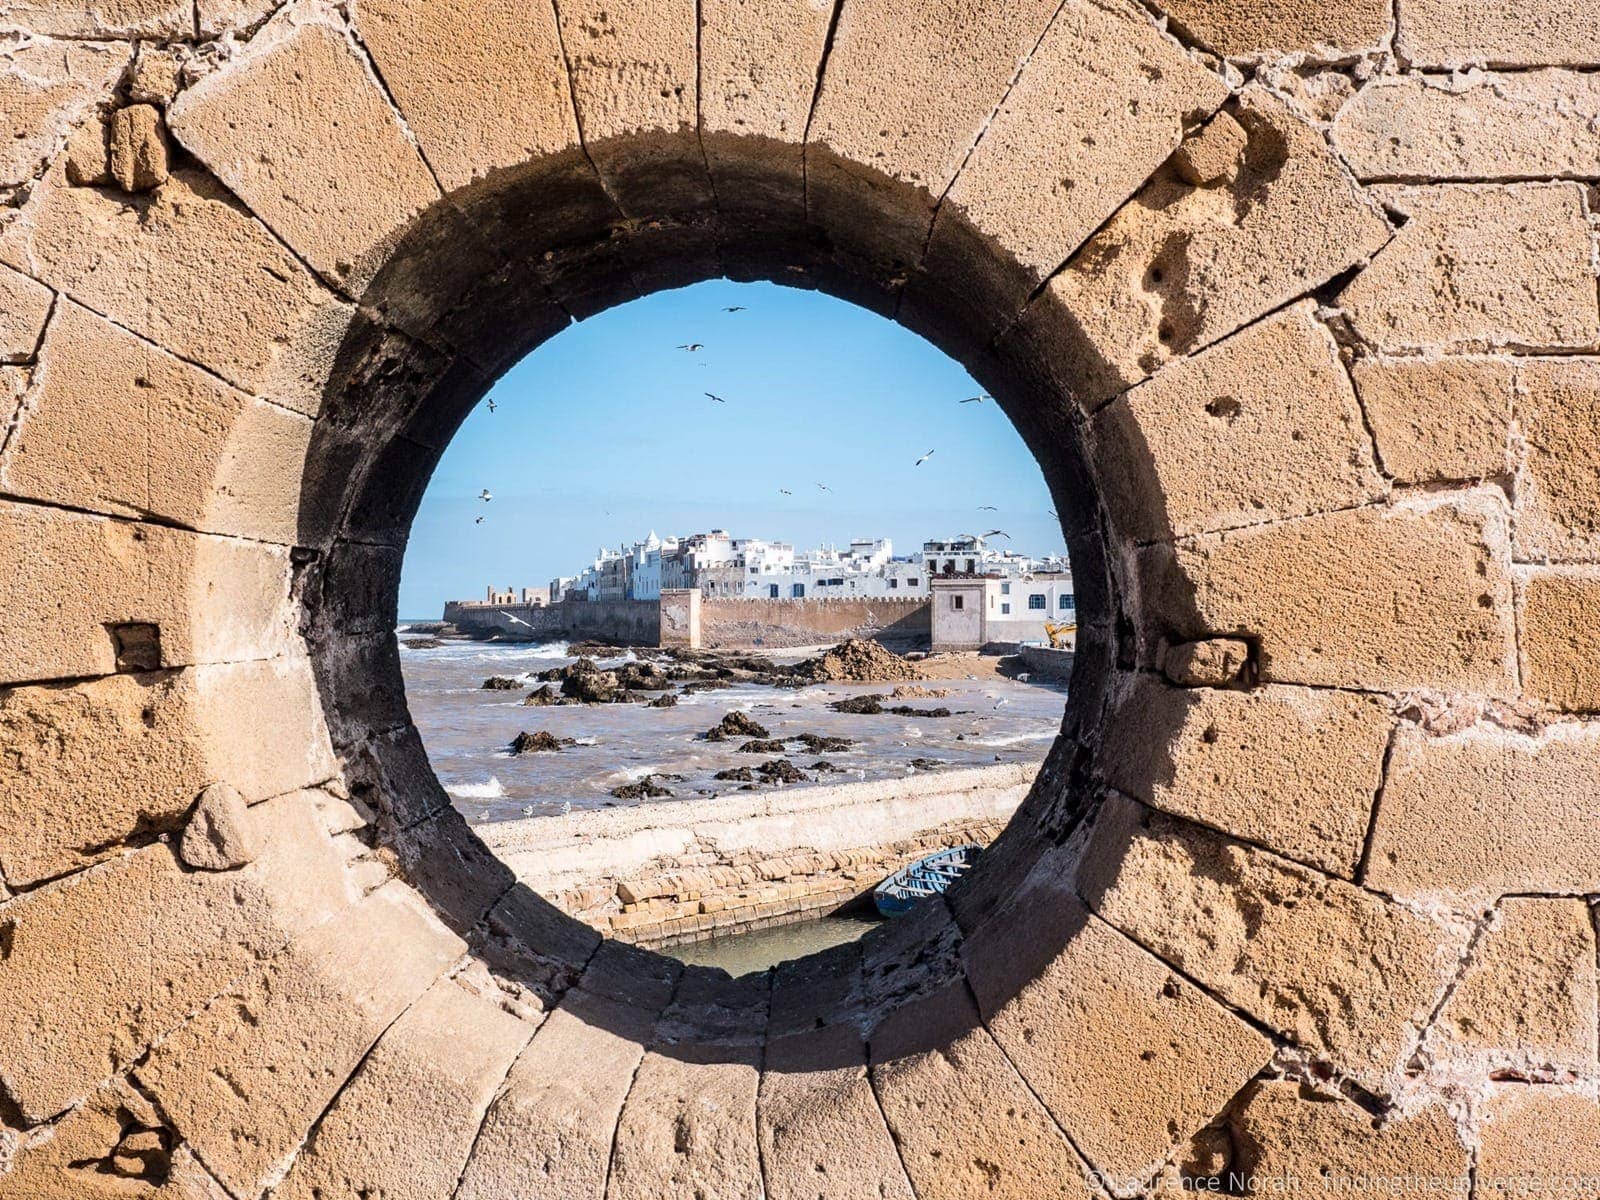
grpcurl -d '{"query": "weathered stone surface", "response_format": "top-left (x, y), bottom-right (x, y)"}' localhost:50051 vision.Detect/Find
top-left (1520, 569), bottom-right (1600, 712)
top-left (0, 501), bottom-right (299, 685)
top-left (918, 0), bottom-right (1228, 332)
top-left (108, 104), bottom-right (168, 193)
top-left (127, 44), bottom-right (183, 106)
top-left (1160, 636), bottom-right (1250, 686)
top-left (1348, 355), bottom-right (1513, 485)
top-left (456, 987), bottom-right (659, 1200)
top-left (963, 885), bottom-right (1270, 1185)
top-left (1092, 302), bottom-right (1384, 540)
top-left (272, 977), bottom-right (535, 1200)
top-left (1514, 358), bottom-right (1600, 562)
top-left (1336, 71), bottom-right (1600, 181)
top-left (609, 1044), bottom-right (764, 1200)
top-left (807, 0), bottom-right (1062, 268)
top-left (1160, 0), bottom-right (1392, 58)
top-left (1136, 491), bottom-right (1517, 693)
top-left (1476, 1088), bottom-right (1600, 1199)
top-left (1340, 184), bottom-right (1599, 354)
top-left (169, 14), bottom-right (441, 292)
top-left (0, 263), bottom-right (51, 362)
top-left (869, 981), bottom-right (1095, 1200)
top-left (0, 38), bottom-right (125, 189)
top-left (0, 0), bottom-right (189, 37)
top-left (179, 781), bottom-right (259, 871)
top-left (1015, 88), bottom-right (1391, 412)
top-left (1397, 0), bottom-right (1600, 69)
top-left (135, 885), bottom-right (463, 1199)
top-left (350, 0), bottom-right (577, 192)
top-left (1101, 676), bottom-right (1392, 875)
top-left (1228, 1081), bottom-right (1469, 1183)
top-left (553, 0), bottom-right (712, 216)
top-left (1366, 723), bottom-right (1600, 897)
top-left (1425, 898), bottom-right (1598, 1078)
top-left (0, 792), bottom-right (357, 1121)
top-left (1082, 795), bottom-right (1466, 1090)
top-left (0, 659), bottom-right (334, 887)
top-left (196, 0), bottom-right (277, 35)
top-left (3, 300), bottom-right (311, 542)
top-left (0, 166), bottom-right (347, 408)
top-left (1171, 109), bottom-right (1246, 186)
top-left (759, 1024), bottom-right (915, 1200)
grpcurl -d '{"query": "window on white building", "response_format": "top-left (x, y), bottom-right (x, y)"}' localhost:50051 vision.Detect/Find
top-left (1000, 582), bottom-right (1011, 595)
top-left (1028, 594), bottom-right (1046, 610)
top-left (965, 559), bottom-right (975, 572)
top-left (951, 595), bottom-right (964, 610)
top-left (888, 577), bottom-right (898, 588)
top-left (792, 583), bottom-right (805, 598)
top-left (1001, 602), bottom-right (1011, 615)
top-left (1059, 594), bottom-right (1075, 611)
top-left (907, 577), bottom-right (918, 587)
top-left (768, 584), bottom-right (780, 598)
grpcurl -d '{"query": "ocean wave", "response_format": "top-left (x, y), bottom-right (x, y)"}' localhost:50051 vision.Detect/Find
top-left (445, 777), bottom-right (506, 799)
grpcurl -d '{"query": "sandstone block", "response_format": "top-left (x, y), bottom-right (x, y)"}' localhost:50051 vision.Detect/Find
top-left (0, 38), bottom-right (125, 189)
top-left (1397, 0), bottom-right (1600, 68)
top-left (1160, 0), bottom-right (1392, 58)
top-left (609, 1044), bottom-right (764, 1200)
top-left (806, 0), bottom-right (1062, 270)
top-left (135, 884), bottom-right (463, 1198)
top-left (350, 0), bottom-right (577, 192)
top-left (1082, 795), bottom-right (1466, 1090)
top-left (108, 104), bottom-right (168, 193)
top-left (553, 0), bottom-right (712, 216)
top-left (0, 0), bottom-right (189, 37)
top-left (271, 977), bottom-right (535, 1200)
top-left (1228, 1081), bottom-right (1468, 1184)
top-left (179, 781), bottom-right (259, 870)
top-left (1136, 492), bottom-right (1517, 694)
top-left (1340, 184), bottom-right (1599, 354)
top-left (1349, 355), bottom-right (1513, 485)
top-left (1520, 569), bottom-right (1600, 712)
top-left (1366, 722), bottom-right (1600, 897)
top-left (963, 889), bottom-right (1271, 1184)
top-left (0, 166), bottom-right (347, 409)
top-left (196, 0), bottom-right (278, 34)
top-left (915, 0), bottom-right (1228, 338)
top-left (1514, 358), bottom-right (1600, 562)
top-left (456, 987), bottom-right (660, 1200)
top-left (1424, 898), bottom-right (1597, 1078)
top-left (0, 792), bottom-right (357, 1121)
top-left (1092, 301), bottom-right (1384, 540)
top-left (3, 300), bottom-right (311, 543)
top-left (0, 263), bottom-right (51, 362)
top-left (1015, 88), bottom-right (1391, 412)
top-left (760, 1024), bottom-right (915, 1200)
top-left (1477, 1087), bottom-right (1600, 1200)
top-left (1161, 637), bottom-right (1251, 686)
top-left (169, 14), bottom-right (441, 292)
top-left (1335, 71), bottom-right (1600, 181)
top-left (1172, 110), bottom-right (1247, 186)
top-left (1101, 676), bottom-right (1391, 875)
top-left (869, 981), bottom-right (1095, 1200)
top-left (127, 44), bottom-right (183, 106)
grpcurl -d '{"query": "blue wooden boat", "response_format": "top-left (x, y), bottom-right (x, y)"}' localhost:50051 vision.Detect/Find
top-left (873, 844), bottom-right (983, 917)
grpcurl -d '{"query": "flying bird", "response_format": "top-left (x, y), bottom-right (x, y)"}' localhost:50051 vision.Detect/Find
top-left (677, 342), bottom-right (704, 352)
top-left (722, 306), bottom-right (746, 312)
top-left (478, 489), bottom-right (492, 502)
top-left (981, 528), bottom-right (1011, 540)
top-left (914, 449), bottom-right (936, 466)
top-left (815, 482), bottom-right (831, 492)
top-left (474, 516), bottom-right (484, 524)
top-left (1047, 510), bottom-right (1058, 520)
top-left (978, 505), bottom-right (998, 511)
top-left (486, 398), bottom-right (497, 412)
top-left (960, 395), bottom-right (990, 404)
top-left (779, 489), bottom-right (793, 496)
top-left (705, 392), bottom-right (726, 403)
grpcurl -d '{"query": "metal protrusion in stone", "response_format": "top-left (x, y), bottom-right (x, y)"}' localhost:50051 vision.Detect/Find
top-left (109, 104), bottom-right (170, 193)
top-left (1173, 110), bottom-right (1248, 187)
top-left (1162, 637), bottom-right (1253, 688)
top-left (180, 783), bottom-right (261, 871)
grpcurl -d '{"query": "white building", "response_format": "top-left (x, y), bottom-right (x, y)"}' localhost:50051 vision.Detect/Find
top-left (930, 572), bottom-right (1077, 650)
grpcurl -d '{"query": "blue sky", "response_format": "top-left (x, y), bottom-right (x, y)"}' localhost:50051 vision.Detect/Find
top-left (399, 279), bottom-right (1065, 617)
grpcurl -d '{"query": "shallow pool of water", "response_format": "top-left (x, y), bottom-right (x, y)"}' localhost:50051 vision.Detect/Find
top-left (663, 912), bottom-right (883, 977)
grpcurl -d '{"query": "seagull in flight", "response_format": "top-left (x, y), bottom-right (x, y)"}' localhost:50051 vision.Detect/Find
top-left (815, 482), bottom-right (831, 492)
top-left (779, 489), bottom-right (792, 496)
top-left (678, 342), bottom-right (704, 352)
top-left (478, 489), bottom-right (492, 502)
top-left (486, 398), bottom-right (497, 412)
top-left (722, 306), bottom-right (746, 312)
top-left (960, 395), bottom-right (990, 404)
top-left (474, 516), bottom-right (484, 524)
top-left (978, 505), bottom-right (998, 511)
top-left (914, 449), bottom-right (936, 466)
top-left (981, 528), bottom-right (1011, 540)
top-left (705, 392), bottom-right (726, 403)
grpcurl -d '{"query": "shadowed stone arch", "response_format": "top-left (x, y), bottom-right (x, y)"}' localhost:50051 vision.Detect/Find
top-left (3, 0), bottom-right (1600, 1195)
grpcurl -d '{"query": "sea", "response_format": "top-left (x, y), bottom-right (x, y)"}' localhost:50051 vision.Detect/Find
top-left (395, 627), bottom-right (1068, 825)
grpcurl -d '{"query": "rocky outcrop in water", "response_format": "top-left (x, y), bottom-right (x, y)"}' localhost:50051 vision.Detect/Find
top-left (509, 730), bottom-right (575, 754)
top-left (701, 711), bottom-right (771, 741)
top-left (481, 676), bottom-right (522, 690)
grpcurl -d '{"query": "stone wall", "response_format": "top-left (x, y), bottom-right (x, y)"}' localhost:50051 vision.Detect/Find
top-left (3, 0), bottom-right (1599, 1194)
top-left (481, 764), bottom-right (1029, 945)
top-left (699, 595), bottom-right (930, 648)
top-left (443, 597), bottom-right (660, 644)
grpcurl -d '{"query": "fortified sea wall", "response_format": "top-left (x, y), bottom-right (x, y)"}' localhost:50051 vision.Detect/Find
top-left (480, 764), bottom-right (1029, 946)
top-left (4, 0), bottom-right (1600, 1194)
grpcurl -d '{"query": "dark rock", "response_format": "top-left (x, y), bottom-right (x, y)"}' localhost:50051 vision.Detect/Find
top-left (646, 692), bottom-right (678, 708)
top-left (908, 757), bottom-right (942, 771)
top-left (809, 760), bottom-right (841, 773)
top-left (510, 730), bottom-right (575, 754)
top-left (522, 685), bottom-right (561, 706)
top-left (610, 774), bottom-right (675, 800)
top-left (713, 766), bottom-right (754, 782)
top-left (756, 759), bottom-right (809, 784)
top-left (791, 732), bottom-right (854, 753)
top-left (402, 637), bottom-right (444, 649)
top-left (482, 676), bottom-right (522, 690)
top-left (736, 738), bottom-right (788, 754)
top-left (701, 711), bottom-right (771, 741)
top-left (886, 705), bottom-right (953, 718)
top-left (829, 694), bottom-right (885, 715)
